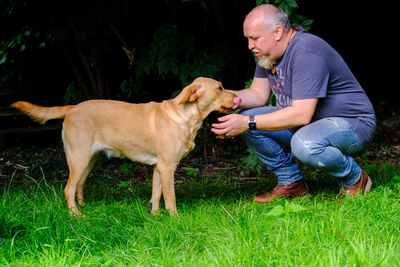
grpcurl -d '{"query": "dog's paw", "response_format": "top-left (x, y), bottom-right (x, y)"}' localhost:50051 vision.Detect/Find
top-left (69, 207), bottom-right (85, 217)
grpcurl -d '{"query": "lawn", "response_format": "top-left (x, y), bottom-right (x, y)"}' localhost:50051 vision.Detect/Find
top-left (1, 158), bottom-right (400, 266)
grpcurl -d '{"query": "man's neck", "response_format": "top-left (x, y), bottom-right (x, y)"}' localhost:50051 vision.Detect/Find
top-left (276, 28), bottom-right (296, 60)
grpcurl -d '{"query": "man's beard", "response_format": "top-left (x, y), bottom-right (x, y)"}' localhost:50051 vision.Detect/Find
top-left (257, 56), bottom-right (276, 70)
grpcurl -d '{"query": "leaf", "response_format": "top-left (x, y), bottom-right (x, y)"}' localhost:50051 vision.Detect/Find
top-left (267, 205), bottom-right (284, 216)
top-left (284, 200), bottom-right (291, 212)
top-left (24, 29), bottom-right (31, 37)
top-left (301, 19), bottom-right (314, 26)
top-left (289, 203), bottom-right (307, 213)
top-left (0, 55), bottom-right (6, 64)
top-left (118, 181), bottom-right (129, 189)
top-left (256, 0), bottom-right (265, 5)
top-left (392, 175), bottom-right (400, 183)
top-left (286, 0), bottom-right (298, 8)
top-left (278, 2), bottom-right (292, 16)
top-left (157, 59), bottom-right (178, 75)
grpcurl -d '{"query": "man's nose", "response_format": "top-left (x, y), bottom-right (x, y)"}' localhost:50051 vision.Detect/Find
top-left (248, 39), bottom-right (255, 50)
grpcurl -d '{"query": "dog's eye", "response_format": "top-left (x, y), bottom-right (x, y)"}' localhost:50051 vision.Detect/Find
top-left (218, 86), bottom-right (223, 91)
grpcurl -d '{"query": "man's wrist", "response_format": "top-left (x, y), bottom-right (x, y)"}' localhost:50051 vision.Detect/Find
top-left (248, 115), bottom-right (256, 130)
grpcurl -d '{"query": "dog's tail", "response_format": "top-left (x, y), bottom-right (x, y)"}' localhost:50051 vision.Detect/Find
top-left (11, 101), bottom-right (74, 124)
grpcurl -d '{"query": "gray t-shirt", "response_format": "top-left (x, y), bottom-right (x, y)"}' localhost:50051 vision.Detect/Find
top-left (254, 28), bottom-right (375, 143)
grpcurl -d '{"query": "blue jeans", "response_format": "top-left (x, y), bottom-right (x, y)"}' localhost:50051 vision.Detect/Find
top-left (241, 106), bottom-right (369, 187)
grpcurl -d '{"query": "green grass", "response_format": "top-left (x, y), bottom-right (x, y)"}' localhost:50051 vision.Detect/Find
top-left (1, 163), bottom-right (400, 266)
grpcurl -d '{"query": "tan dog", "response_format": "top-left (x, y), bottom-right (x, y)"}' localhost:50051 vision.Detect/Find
top-left (12, 77), bottom-right (240, 215)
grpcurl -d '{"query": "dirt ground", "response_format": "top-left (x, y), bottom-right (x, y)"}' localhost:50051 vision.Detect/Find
top-left (2, 97), bottom-right (400, 185)
top-left (1, 116), bottom-right (399, 187)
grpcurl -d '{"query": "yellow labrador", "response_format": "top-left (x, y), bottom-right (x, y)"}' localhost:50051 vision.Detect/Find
top-left (11, 77), bottom-right (240, 215)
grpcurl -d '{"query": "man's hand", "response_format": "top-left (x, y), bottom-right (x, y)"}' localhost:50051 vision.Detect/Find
top-left (211, 114), bottom-right (249, 137)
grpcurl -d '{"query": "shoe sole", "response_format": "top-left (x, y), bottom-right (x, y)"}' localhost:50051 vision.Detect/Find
top-left (254, 191), bottom-right (310, 204)
top-left (364, 176), bottom-right (372, 195)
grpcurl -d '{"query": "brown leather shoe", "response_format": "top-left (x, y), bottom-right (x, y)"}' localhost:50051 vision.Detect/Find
top-left (254, 179), bottom-right (309, 204)
top-left (339, 170), bottom-right (372, 197)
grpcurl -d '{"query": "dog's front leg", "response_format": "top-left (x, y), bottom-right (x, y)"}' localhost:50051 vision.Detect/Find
top-left (150, 167), bottom-right (162, 213)
top-left (157, 163), bottom-right (177, 215)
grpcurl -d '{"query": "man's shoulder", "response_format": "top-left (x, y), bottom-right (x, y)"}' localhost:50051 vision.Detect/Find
top-left (292, 29), bottom-right (333, 55)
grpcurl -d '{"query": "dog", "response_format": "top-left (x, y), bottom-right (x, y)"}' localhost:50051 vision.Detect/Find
top-left (11, 77), bottom-right (241, 215)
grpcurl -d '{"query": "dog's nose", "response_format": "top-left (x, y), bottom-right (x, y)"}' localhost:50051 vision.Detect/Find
top-left (232, 96), bottom-right (241, 109)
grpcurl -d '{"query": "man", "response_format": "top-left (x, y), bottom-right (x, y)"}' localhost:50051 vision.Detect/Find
top-left (211, 4), bottom-right (376, 203)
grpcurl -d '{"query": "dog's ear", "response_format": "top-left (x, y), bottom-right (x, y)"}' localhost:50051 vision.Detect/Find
top-left (179, 84), bottom-right (202, 104)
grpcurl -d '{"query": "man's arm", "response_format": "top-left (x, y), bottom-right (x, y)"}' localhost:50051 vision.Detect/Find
top-left (211, 98), bottom-right (318, 137)
top-left (227, 77), bottom-right (271, 109)
top-left (254, 98), bottom-right (318, 131)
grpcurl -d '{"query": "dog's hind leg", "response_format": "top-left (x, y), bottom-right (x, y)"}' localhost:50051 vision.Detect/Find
top-left (64, 149), bottom-right (93, 216)
top-left (76, 153), bottom-right (99, 207)
top-left (150, 167), bottom-right (162, 213)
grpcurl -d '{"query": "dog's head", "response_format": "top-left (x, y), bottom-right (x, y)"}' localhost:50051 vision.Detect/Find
top-left (178, 77), bottom-right (240, 116)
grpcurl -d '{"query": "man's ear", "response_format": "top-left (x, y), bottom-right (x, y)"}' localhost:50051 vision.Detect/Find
top-left (179, 84), bottom-right (202, 104)
top-left (274, 25), bottom-right (283, 41)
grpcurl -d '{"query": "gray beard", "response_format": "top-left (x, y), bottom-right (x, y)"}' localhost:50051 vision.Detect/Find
top-left (257, 56), bottom-right (276, 70)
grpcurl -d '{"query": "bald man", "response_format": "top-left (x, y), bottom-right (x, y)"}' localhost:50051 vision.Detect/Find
top-left (212, 4), bottom-right (375, 203)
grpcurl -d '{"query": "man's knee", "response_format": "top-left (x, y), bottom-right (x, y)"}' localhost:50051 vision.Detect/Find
top-left (290, 132), bottom-right (321, 164)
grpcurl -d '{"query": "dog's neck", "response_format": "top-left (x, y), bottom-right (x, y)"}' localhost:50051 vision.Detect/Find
top-left (170, 99), bottom-right (207, 128)
top-left (163, 99), bottom-right (212, 148)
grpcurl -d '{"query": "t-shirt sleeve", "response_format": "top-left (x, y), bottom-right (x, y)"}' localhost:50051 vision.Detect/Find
top-left (254, 63), bottom-right (269, 78)
top-left (291, 52), bottom-right (329, 100)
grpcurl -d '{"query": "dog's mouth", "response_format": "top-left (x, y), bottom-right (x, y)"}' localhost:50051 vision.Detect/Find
top-left (219, 106), bottom-right (234, 114)
top-left (219, 96), bottom-right (241, 113)
top-left (218, 96), bottom-right (241, 114)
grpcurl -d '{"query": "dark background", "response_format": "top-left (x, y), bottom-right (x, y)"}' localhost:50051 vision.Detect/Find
top-left (0, 0), bottom-right (398, 148)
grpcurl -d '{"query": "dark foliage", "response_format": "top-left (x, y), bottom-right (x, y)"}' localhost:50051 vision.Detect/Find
top-left (0, 0), bottom-right (398, 154)
top-left (0, 0), bottom-right (256, 103)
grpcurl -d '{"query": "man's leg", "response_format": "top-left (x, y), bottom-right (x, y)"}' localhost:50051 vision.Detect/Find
top-left (240, 107), bottom-right (309, 203)
top-left (290, 117), bottom-right (372, 195)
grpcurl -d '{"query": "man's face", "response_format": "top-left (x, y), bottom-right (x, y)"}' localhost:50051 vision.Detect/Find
top-left (243, 15), bottom-right (278, 69)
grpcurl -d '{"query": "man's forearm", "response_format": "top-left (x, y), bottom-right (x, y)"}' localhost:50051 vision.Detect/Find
top-left (227, 88), bottom-right (270, 109)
